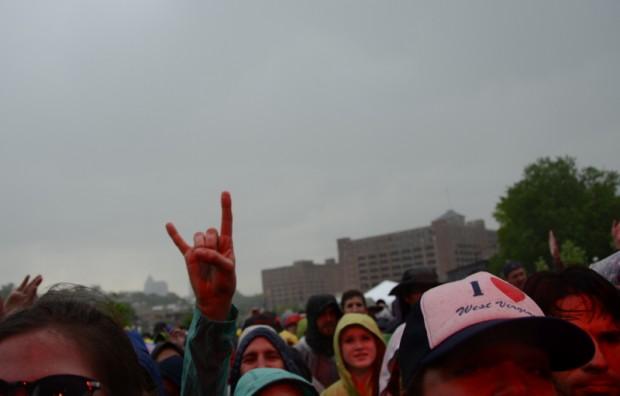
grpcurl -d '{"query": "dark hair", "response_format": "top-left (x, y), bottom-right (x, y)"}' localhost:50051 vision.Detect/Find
top-left (502, 261), bottom-right (524, 278)
top-left (0, 285), bottom-right (147, 396)
top-left (524, 267), bottom-right (620, 322)
top-left (340, 289), bottom-right (366, 310)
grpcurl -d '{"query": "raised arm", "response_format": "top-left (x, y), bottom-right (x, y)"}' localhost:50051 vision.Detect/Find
top-left (166, 191), bottom-right (236, 320)
top-left (166, 191), bottom-right (238, 396)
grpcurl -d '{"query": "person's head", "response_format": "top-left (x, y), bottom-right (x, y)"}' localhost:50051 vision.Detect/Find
top-left (399, 272), bottom-right (595, 396)
top-left (503, 261), bottom-right (527, 290)
top-left (152, 321), bottom-right (170, 344)
top-left (0, 286), bottom-right (147, 396)
top-left (282, 312), bottom-right (301, 334)
top-left (233, 368), bottom-right (317, 396)
top-left (241, 336), bottom-right (284, 373)
top-left (304, 295), bottom-right (342, 357)
top-left (341, 290), bottom-right (368, 314)
top-left (525, 267), bottom-right (620, 396)
top-left (316, 306), bottom-right (340, 336)
top-left (390, 269), bottom-right (439, 306)
top-left (243, 311), bottom-right (281, 332)
top-left (151, 341), bottom-right (183, 363)
top-left (230, 325), bottom-right (308, 394)
top-left (334, 313), bottom-right (386, 389)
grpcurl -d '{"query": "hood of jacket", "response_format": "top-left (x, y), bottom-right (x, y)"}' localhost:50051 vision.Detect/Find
top-left (332, 313), bottom-right (386, 396)
top-left (305, 294), bottom-right (342, 357)
top-left (234, 368), bottom-right (317, 396)
top-left (230, 325), bottom-right (307, 394)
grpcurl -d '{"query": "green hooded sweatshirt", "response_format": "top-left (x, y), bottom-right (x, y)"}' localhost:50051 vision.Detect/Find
top-left (321, 313), bottom-right (386, 396)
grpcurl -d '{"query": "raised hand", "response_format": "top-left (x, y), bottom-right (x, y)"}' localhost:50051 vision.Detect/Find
top-left (612, 220), bottom-right (620, 250)
top-left (166, 191), bottom-right (236, 320)
top-left (3, 275), bottom-right (43, 316)
top-left (548, 230), bottom-right (564, 270)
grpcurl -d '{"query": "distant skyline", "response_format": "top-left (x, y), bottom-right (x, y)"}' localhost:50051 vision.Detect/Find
top-left (1, 1), bottom-right (619, 295)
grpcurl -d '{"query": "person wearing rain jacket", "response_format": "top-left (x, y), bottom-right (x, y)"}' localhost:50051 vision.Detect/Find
top-left (166, 192), bottom-right (238, 396)
top-left (234, 367), bottom-right (318, 396)
top-left (295, 294), bottom-right (343, 392)
top-left (322, 313), bottom-right (386, 396)
top-left (229, 324), bottom-right (312, 395)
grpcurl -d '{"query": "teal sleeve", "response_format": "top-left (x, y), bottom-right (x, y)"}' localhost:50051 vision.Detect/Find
top-left (181, 305), bottom-right (239, 396)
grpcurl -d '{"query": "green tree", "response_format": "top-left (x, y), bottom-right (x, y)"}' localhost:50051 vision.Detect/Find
top-left (560, 240), bottom-right (588, 267)
top-left (494, 156), bottom-right (620, 273)
top-left (534, 257), bottom-right (549, 272)
top-left (104, 301), bottom-right (137, 328)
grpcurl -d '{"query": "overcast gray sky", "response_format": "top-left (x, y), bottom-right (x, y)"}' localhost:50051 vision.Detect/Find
top-left (1, 1), bottom-right (618, 296)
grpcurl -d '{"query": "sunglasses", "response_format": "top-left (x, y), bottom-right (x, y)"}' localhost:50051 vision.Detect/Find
top-left (0, 374), bottom-right (102, 396)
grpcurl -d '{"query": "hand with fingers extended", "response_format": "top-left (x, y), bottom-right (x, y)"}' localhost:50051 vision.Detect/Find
top-left (612, 220), bottom-right (620, 251)
top-left (2, 275), bottom-right (43, 317)
top-left (166, 191), bottom-right (236, 321)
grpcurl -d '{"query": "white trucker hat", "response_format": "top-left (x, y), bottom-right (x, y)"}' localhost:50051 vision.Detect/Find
top-left (399, 271), bottom-right (595, 388)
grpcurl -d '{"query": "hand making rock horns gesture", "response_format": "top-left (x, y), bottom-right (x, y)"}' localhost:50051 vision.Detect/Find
top-left (165, 191), bottom-right (236, 321)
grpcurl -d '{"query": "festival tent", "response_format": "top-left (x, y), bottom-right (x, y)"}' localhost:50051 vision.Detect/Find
top-left (364, 280), bottom-right (397, 305)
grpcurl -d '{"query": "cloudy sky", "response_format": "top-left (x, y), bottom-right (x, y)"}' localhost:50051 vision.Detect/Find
top-left (1, 1), bottom-right (618, 296)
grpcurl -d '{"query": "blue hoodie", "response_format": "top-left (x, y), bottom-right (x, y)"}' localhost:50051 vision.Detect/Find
top-left (229, 325), bottom-right (311, 394)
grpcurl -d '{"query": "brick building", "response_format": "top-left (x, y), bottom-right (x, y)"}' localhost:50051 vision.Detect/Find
top-left (338, 210), bottom-right (497, 291)
top-left (262, 259), bottom-right (343, 311)
top-left (261, 210), bottom-right (497, 309)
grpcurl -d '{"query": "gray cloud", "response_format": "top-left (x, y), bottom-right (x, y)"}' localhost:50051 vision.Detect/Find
top-left (1, 1), bottom-right (619, 294)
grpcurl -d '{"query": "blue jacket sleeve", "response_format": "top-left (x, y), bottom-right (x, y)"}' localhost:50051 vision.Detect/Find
top-left (181, 305), bottom-right (239, 396)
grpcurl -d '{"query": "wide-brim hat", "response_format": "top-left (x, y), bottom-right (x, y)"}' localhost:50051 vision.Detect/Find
top-left (389, 268), bottom-right (439, 296)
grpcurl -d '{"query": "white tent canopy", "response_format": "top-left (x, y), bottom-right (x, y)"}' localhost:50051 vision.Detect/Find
top-left (364, 280), bottom-right (397, 305)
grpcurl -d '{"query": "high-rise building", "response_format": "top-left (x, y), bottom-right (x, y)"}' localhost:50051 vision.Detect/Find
top-left (262, 259), bottom-right (343, 311)
top-left (260, 210), bottom-right (497, 309)
top-left (338, 210), bottom-right (497, 291)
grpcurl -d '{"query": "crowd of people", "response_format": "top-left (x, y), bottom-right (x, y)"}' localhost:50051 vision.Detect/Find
top-left (0, 191), bottom-right (619, 396)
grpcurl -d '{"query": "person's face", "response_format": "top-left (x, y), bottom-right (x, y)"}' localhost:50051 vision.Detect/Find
top-left (552, 295), bottom-right (620, 396)
top-left (169, 327), bottom-right (187, 350)
top-left (240, 337), bottom-right (285, 375)
top-left (340, 325), bottom-right (377, 375)
top-left (258, 382), bottom-right (304, 396)
top-left (419, 341), bottom-right (556, 396)
top-left (343, 296), bottom-right (367, 314)
top-left (0, 327), bottom-right (106, 395)
top-left (316, 306), bottom-right (339, 336)
top-left (506, 268), bottom-right (527, 290)
top-left (403, 290), bottom-right (424, 306)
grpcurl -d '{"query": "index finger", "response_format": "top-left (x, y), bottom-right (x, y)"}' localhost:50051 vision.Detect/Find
top-left (220, 191), bottom-right (233, 238)
top-left (18, 275), bottom-right (30, 290)
top-left (166, 222), bottom-right (191, 254)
